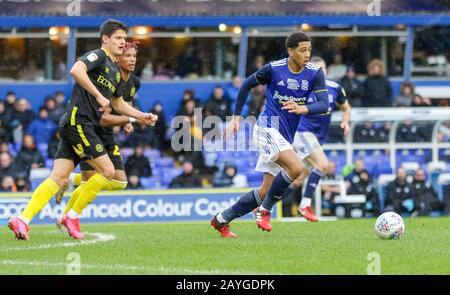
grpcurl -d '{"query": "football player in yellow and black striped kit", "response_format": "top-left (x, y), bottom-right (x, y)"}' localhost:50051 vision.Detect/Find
top-left (8, 19), bottom-right (156, 240)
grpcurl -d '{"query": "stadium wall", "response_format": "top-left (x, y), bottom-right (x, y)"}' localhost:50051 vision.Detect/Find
top-left (2, 80), bottom-right (449, 114)
top-left (0, 189), bottom-right (278, 225)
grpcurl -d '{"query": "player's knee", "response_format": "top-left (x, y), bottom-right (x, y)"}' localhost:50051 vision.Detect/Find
top-left (111, 180), bottom-right (128, 190)
top-left (97, 165), bottom-right (115, 180)
top-left (291, 178), bottom-right (303, 189)
top-left (287, 166), bottom-right (303, 180)
top-left (258, 186), bottom-right (269, 199)
top-left (318, 160), bottom-right (328, 174)
top-left (51, 174), bottom-right (69, 188)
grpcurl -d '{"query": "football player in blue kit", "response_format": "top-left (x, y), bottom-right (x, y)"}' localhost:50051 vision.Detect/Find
top-left (286, 56), bottom-right (351, 222)
top-left (211, 31), bottom-right (329, 237)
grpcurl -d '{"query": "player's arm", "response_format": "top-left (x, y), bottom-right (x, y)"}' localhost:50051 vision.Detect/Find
top-left (336, 86), bottom-right (351, 136)
top-left (111, 96), bottom-right (157, 126)
top-left (70, 59), bottom-right (109, 111)
top-left (225, 64), bottom-right (271, 138)
top-left (282, 68), bottom-right (328, 115)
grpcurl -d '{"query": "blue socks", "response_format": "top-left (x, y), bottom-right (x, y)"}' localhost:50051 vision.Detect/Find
top-left (260, 170), bottom-right (293, 212)
top-left (218, 189), bottom-right (262, 224)
top-left (303, 168), bottom-right (324, 199)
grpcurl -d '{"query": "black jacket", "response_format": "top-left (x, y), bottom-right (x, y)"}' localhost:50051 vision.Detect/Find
top-left (361, 75), bottom-right (392, 107)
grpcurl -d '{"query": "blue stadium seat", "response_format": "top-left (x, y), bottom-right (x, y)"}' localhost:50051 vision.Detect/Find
top-left (144, 149), bottom-right (161, 159)
top-left (45, 159), bottom-right (54, 168)
top-left (155, 157), bottom-right (175, 168)
top-left (38, 143), bottom-right (48, 157)
top-left (140, 176), bottom-right (162, 189)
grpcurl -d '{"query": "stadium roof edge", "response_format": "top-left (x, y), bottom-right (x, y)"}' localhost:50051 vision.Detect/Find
top-left (1, 14), bottom-right (450, 28)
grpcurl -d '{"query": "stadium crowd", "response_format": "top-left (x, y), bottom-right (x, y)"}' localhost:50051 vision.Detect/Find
top-left (0, 55), bottom-right (449, 218)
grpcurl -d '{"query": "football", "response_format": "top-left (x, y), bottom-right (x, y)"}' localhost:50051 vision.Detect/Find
top-left (374, 212), bottom-right (405, 240)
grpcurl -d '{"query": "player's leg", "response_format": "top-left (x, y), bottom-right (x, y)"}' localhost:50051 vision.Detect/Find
top-left (256, 149), bottom-right (304, 231)
top-left (63, 145), bottom-right (126, 220)
top-left (8, 156), bottom-right (75, 240)
top-left (69, 154), bottom-right (115, 216)
top-left (211, 172), bottom-right (275, 238)
top-left (295, 132), bottom-right (328, 221)
top-left (55, 172), bottom-right (82, 204)
top-left (59, 123), bottom-right (114, 239)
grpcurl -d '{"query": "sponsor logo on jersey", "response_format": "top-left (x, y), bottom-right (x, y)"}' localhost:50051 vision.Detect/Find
top-left (97, 75), bottom-right (116, 93)
top-left (273, 91), bottom-right (307, 104)
top-left (277, 80), bottom-right (285, 86)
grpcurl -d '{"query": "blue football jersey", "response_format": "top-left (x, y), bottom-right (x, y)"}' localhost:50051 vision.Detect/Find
top-left (297, 80), bottom-right (347, 144)
top-left (255, 58), bottom-right (327, 143)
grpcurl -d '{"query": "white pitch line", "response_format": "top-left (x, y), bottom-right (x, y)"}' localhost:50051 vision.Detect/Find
top-left (0, 232), bottom-right (116, 252)
top-left (0, 259), bottom-right (273, 275)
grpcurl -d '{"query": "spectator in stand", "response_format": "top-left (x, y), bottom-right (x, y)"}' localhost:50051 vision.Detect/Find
top-left (126, 173), bottom-right (144, 190)
top-left (0, 101), bottom-right (11, 143)
top-left (224, 76), bottom-right (243, 103)
top-left (0, 143), bottom-right (9, 154)
top-left (0, 175), bottom-right (17, 192)
top-left (125, 122), bottom-right (158, 148)
top-left (27, 107), bottom-right (57, 145)
top-left (47, 130), bottom-right (61, 159)
top-left (246, 54), bottom-right (265, 76)
top-left (15, 175), bottom-right (29, 192)
top-left (0, 153), bottom-right (22, 183)
top-left (396, 120), bottom-right (425, 142)
top-left (353, 122), bottom-right (377, 143)
top-left (345, 159), bottom-right (379, 215)
top-left (411, 94), bottom-right (433, 107)
top-left (360, 59), bottom-right (393, 107)
top-left (43, 96), bottom-right (61, 124)
top-left (15, 134), bottom-right (45, 175)
top-left (339, 64), bottom-right (362, 107)
top-left (112, 126), bottom-right (128, 147)
top-left (53, 91), bottom-right (67, 110)
top-left (437, 121), bottom-right (450, 142)
top-left (9, 98), bottom-right (35, 144)
top-left (327, 53), bottom-right (347, 80)
top-left (3, 91), bottom-right (17, 118)
top-left (19, 60), bottom-right (45, 81)
top-left (411, 169), bottom-right (444, 216)
top-left (177, 89), bottom-right (201, 117)
top-left (204, 85), bottom-right (232, 121)
top-left (247, 84), bottom-right (266, 117)
top-left (212, 163), bottom-right (248, 188)
top-left (124, 145), bottom-right (152, 178)
top-left (150, 102), bottom-right (169, 151)
top-left (175, 45), bottom-right (202, 79)
top-left (177, 98), bottom-right (197, 119)
top-left (320, 161), bottom-right (342, 216)
top-left (153, 61), bottom-right (175, 80)
top-left (140, 62), bottom-right (154, 81)
top-left (386, 167), bottom-right (414, 214)
top-left (169, 159), bottom-right (202, 188)
top-left (394, 82), bottom-right (415, 107)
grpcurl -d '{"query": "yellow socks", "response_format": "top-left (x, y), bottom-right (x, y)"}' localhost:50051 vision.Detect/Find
top-left (72, 173), bottom-right (109, 214)
top-left (64, 182), bottom-right (86, 215)
top-left (104, 179), bottom-right (128, 190)
top-left (21, 178), bottom-right (60, 223)
top-left (70, 173), bottom-right (82, 186)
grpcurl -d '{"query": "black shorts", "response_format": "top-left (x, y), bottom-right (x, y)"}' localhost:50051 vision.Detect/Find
top-left (56, 122), bottom-right (107, 163)
top-left (79, 139), bottom-right (124, 171)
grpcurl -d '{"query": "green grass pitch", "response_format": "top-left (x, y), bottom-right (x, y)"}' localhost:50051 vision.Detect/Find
top-left (1, 217), bottom-right (449, 274)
